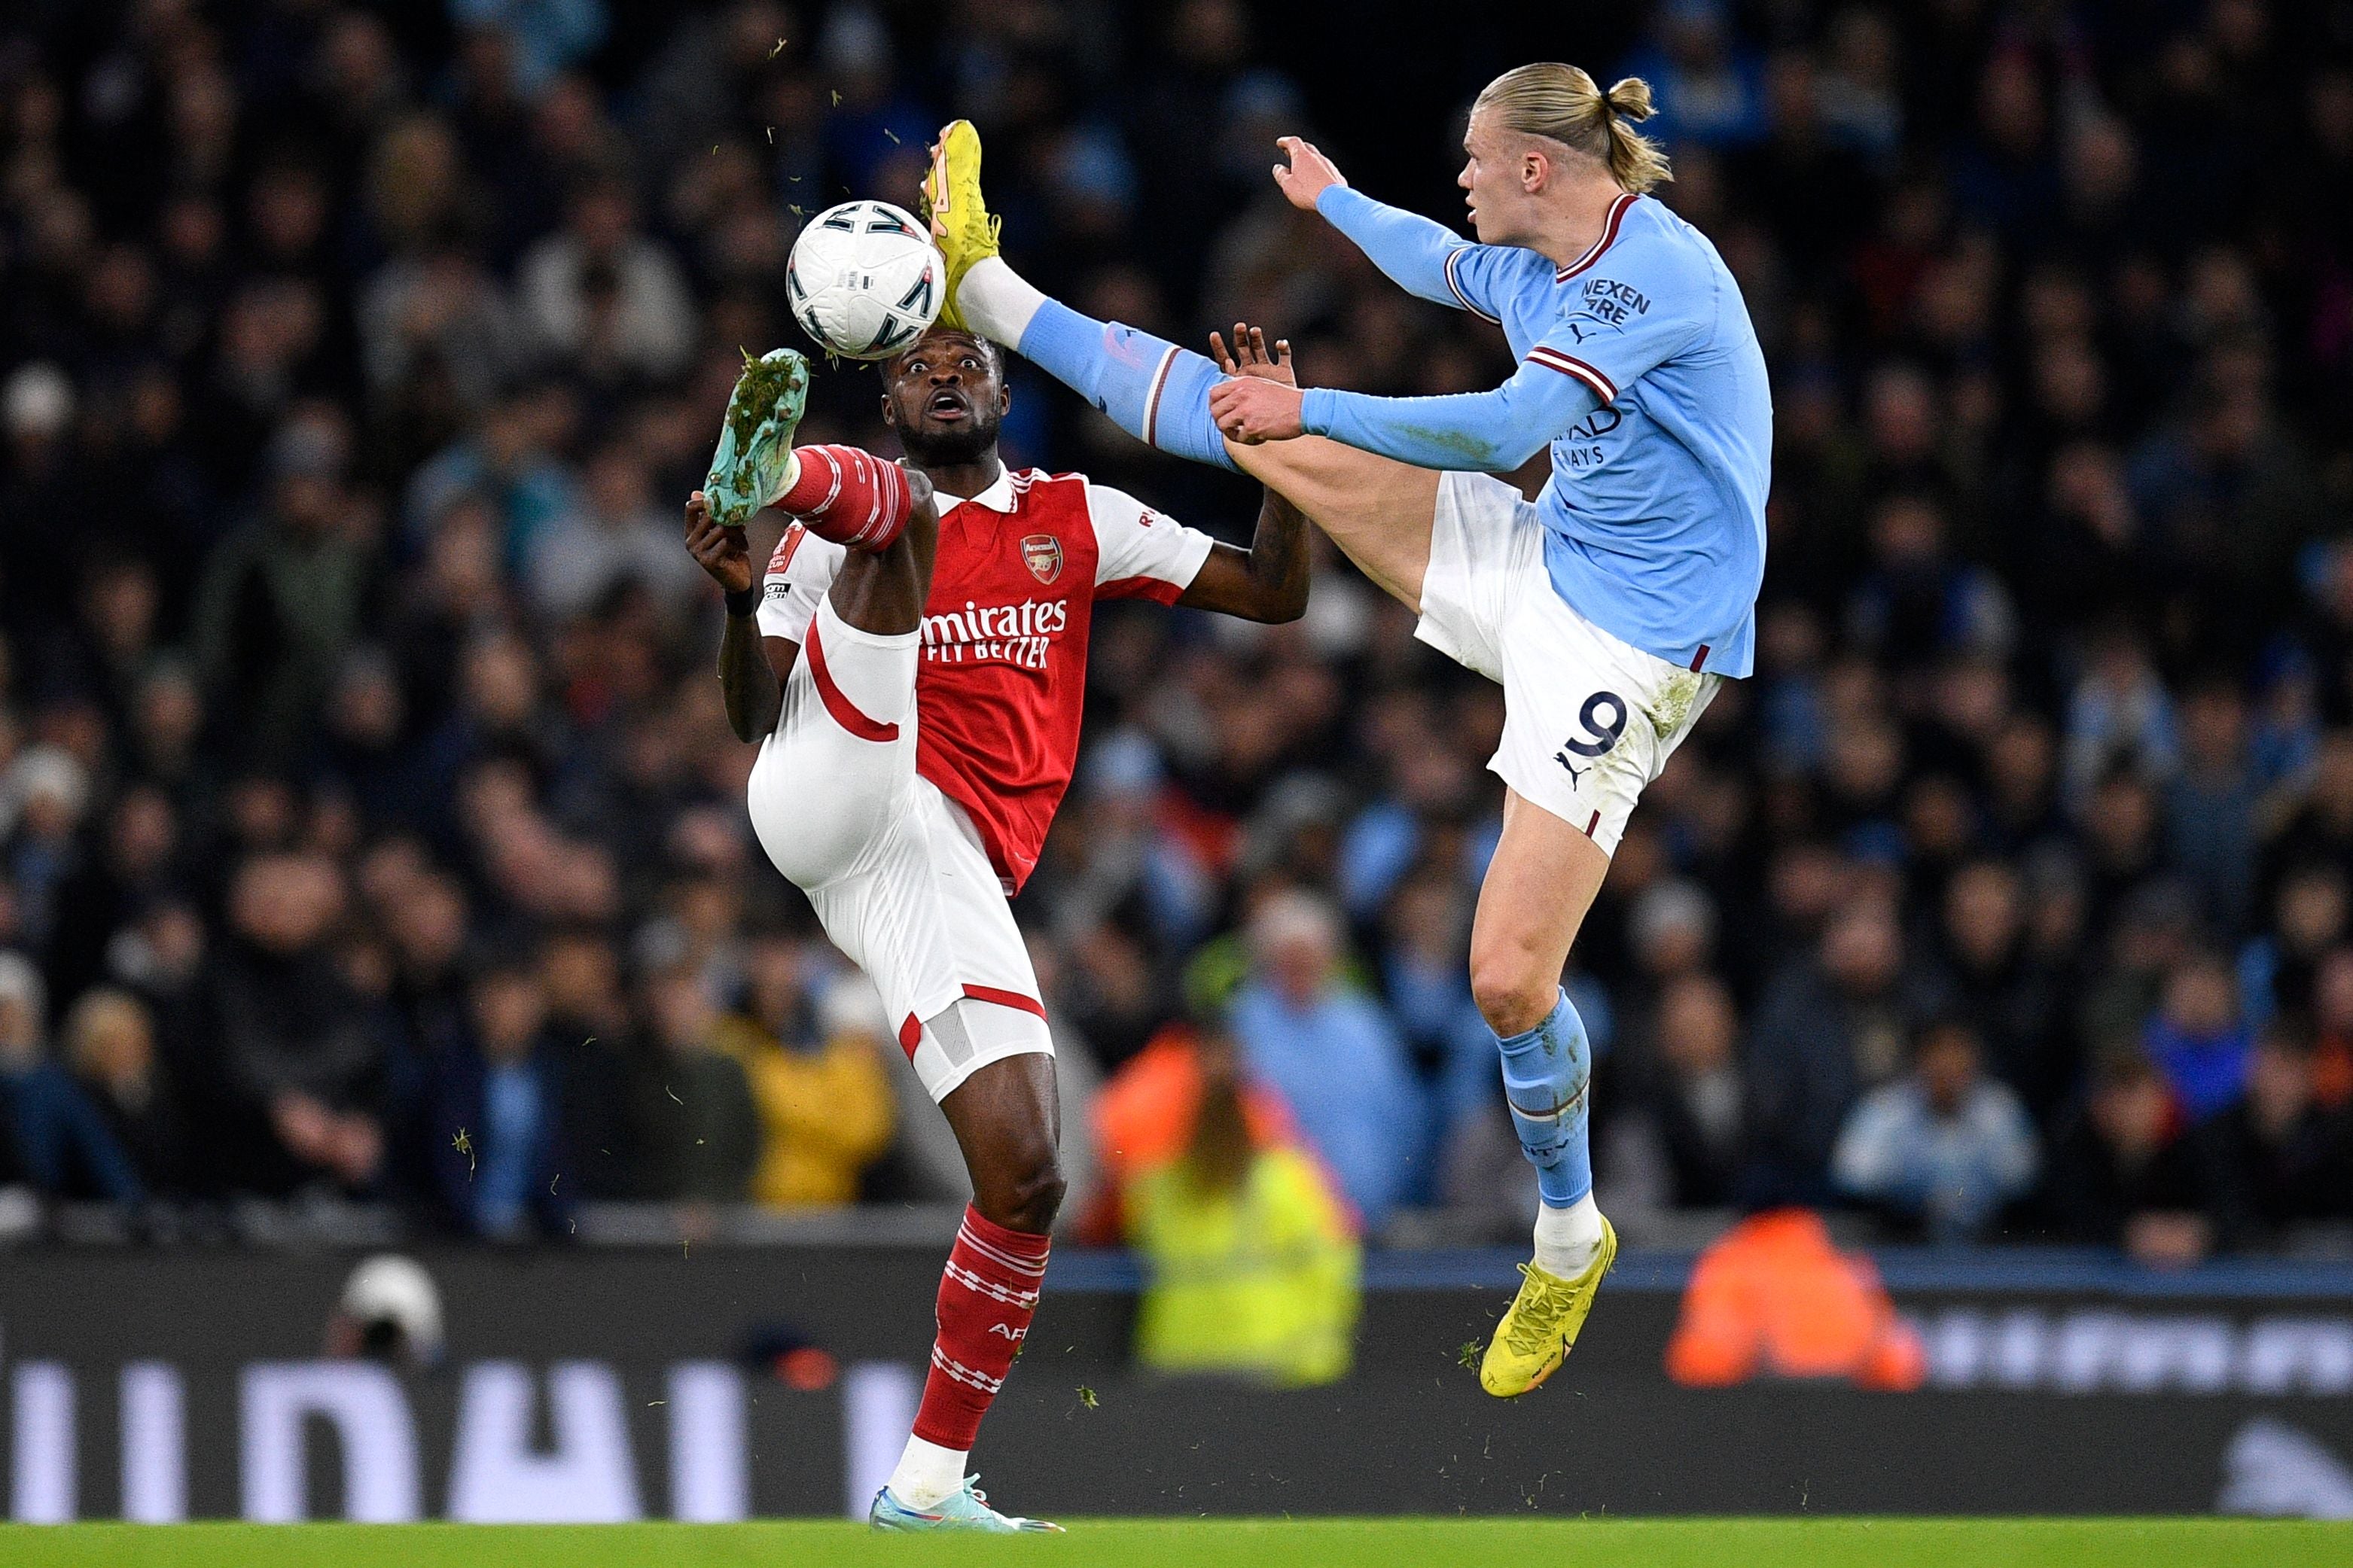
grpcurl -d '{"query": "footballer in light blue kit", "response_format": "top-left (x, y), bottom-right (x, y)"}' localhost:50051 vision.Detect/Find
top-left (1299, 171), bottom-right (1770, 682)
top-left (925, 61), bottom-right (1770, 1398)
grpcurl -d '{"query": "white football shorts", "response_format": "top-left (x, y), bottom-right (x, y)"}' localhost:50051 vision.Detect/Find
top-left (1413, 470), bottom-right (1721, 855)
top-left (745, 596), bottom-right (1052, 1102)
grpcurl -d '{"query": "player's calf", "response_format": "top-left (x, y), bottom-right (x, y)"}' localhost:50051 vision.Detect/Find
top-left (1495, 989), bottom-right (1594, 1208)
top-left (883, 1201), bottom-right (1052, 1512)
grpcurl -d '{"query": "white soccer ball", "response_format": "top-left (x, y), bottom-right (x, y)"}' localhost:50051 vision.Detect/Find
top-left (786, 200), bottom-right (945, 361)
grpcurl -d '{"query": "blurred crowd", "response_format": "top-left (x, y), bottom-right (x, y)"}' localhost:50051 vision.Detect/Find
top-left (2, 0), bottom-right (2352, 1263)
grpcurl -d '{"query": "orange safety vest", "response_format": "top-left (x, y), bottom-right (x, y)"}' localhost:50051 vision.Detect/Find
top-left (1664, 1207), bottom-right (1926, 1390)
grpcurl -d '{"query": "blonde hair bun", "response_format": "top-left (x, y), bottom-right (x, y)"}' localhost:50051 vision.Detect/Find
top-left (1473, 63), bottom-right (1672, 192)
top-left (1605, 77), bottom-right (1657, 121)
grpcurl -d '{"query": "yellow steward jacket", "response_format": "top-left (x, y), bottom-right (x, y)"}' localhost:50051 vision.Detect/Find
top-left (1124, 1146), bottom-right (1361, 1387)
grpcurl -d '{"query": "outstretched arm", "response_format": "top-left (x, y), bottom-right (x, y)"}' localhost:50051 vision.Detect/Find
top-left (1276, 138), bottom-right (1510, 322)
top-left (1177, 327), bottom-right (1311, 623)
top-left (1209, 353), bottom-right (1599, 471)
top-left (684, 491), bottom-right (796, 741)
top-left (1273, 138), bottom-right (1468, 309)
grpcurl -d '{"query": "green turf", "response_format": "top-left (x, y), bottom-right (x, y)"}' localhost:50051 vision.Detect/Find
top-left (1, 1520), bottom-right (2348, 1568)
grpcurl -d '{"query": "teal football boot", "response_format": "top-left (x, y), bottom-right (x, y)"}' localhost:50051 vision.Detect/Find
top-left (869, 1477), bottom-right (1062, 1533)
top-left (703, 346), bottom-right (809, 528)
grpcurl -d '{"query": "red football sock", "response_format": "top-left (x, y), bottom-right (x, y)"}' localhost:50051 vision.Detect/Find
top-left (773, 443), bottom-right (913, 550)
top-left (913, 1205), bottom-right (1050, 1451)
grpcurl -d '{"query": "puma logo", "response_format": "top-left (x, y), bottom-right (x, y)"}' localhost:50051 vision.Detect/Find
top-left (1555, 751), bottom-right (1589, 787)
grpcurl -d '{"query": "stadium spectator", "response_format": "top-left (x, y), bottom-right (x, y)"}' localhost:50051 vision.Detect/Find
top-left (532, 924), bottom-right (638, 1200)
top-left (516, 172), bottom-right (697, 387)
top-left (2169, 677), bottom-right (2263, 933)
top-left (197, 854), bottom-right (386, 1197)
top-left (2144, 950), bottom-right (2256, 1125)
top-left (1830, 1017), bottom-right (2039, 1243)
top-left (1611, 973), bottom-right (1747, 1211)
top-left (1376, 871), bottom-right (1490, 1176)
top-left (190, 416), bottom-right (379, 768)
top-left (1936, 859), bottom-right (2071, 1126)
top-left (2224, 1028), bottom-right (2353, 1232)
top-left (419, 957), bottom-right (572, 1238)
top-left (2061, 629), bottom-right (2178, 812)
top-left (1086, 1014), bottom-right (1298, 1239)
top-left (1739, 896), bottom-right (1939, 1204)
top-left (0, 951), bottom-right (143, 1204)
top-left (379, 866), bottom-right (472, 1070)
top-left (2242, 865), bottom-right (2348, 1034)
top-left (717, 937), bottom-right (895, 1208)
top-left (632, 964), bottom-right (760, 1204)
top-left (1619, 3), bottom-right (1767, 153)
top-left (526, 441), bottom-right (706, 623)
top-left (2044, 1050), bottom-right (2240, 1267)
top-left (59, 988), bottom-right (184, 1199)
top-left (3, 746), bottom-right (89, 961)
top-left (1230, 891), bottom-right (1420, 1229)
top-left (451, 0), bottom-right (609, 98)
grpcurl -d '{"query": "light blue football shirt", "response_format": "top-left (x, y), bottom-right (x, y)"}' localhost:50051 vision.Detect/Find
top-left (1300, 185), bottom-right (1771, 677)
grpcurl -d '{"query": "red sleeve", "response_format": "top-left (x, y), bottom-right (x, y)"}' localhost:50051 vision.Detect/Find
top-left (1094, 574), bottom-right (1188, 604)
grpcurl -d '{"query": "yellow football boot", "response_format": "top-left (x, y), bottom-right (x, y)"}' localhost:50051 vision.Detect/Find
top-left (920, 119), bottom-right (1000, 332)
top-left (1478, 1214), bottom-right (1617, 1397)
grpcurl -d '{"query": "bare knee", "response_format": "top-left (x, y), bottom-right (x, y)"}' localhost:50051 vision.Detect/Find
top-left (973, 1138), bottom-right (1065, 1235)
top-left (1470, 948), bottom-right (1559, 1038)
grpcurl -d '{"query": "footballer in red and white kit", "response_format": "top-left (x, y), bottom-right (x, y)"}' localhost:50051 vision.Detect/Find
top-left (683, 324), bottom-right (1305, 1532)
top-left (754, 463), bottom-right (1213, 1097)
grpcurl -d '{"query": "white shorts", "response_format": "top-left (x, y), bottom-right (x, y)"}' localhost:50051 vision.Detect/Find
top-left (1414, 470), bottom-right (1721, 855)
top-left (745, 597), bottom-right (1052, 1102)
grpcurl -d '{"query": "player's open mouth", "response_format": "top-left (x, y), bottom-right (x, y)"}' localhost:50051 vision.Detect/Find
top-left (927, 391), bottom-right (968, 420)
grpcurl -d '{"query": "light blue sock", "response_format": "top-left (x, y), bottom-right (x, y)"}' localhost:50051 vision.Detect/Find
top-left (1016, 300), bottom-right (1240, 472)
top-left (1496, 990), bottom-right (1593, 1206)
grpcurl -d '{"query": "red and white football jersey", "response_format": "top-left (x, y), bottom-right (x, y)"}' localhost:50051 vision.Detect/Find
top-left (757, 467), bottom-right (1214, 891)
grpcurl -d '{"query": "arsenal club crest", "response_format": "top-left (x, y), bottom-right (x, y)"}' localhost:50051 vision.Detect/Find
top-left (1020, 534), bottom-right (1063, 584)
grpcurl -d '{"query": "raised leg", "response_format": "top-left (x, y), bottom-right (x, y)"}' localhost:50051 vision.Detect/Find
top-left (1012, 300), bottom-right (1443, 609)
top-left (938, 129), bottom-right (1443, 612)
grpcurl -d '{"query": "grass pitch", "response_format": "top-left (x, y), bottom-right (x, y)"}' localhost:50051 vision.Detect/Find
top-left (0, 1519), bottom-right (2347, 1567)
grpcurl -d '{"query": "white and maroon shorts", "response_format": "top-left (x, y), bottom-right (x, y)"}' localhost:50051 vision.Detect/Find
top-left (1413, 470), bottom-right (1721, 855)
top-left (745, 596), bottom-right (1052, 1101)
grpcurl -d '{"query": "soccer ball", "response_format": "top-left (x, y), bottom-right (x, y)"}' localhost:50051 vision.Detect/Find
top-left (786, 200), bottom-right (945, 361)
